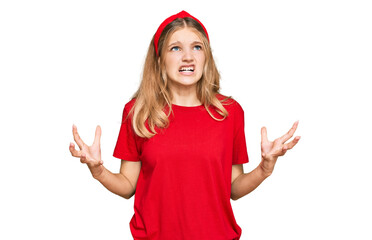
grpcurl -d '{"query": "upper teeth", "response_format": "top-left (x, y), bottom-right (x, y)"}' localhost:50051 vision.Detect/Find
top-left (180, 67), bottom-right (194, 71)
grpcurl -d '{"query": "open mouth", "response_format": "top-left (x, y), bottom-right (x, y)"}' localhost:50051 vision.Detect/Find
top-left (179, 66), bottom-right (194, 72)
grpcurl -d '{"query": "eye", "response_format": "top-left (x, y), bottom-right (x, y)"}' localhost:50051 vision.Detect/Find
top-left (171, 46), bottom-right (180, 51)
top-left (194, 45), bottom-right (202, 51)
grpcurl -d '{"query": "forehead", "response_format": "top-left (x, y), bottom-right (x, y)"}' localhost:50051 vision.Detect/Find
top-left (168, 27), bottom-right (202, 44)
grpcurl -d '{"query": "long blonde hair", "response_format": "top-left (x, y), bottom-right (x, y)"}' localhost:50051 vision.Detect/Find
top-left (129, 17), bottom-right (232, 138)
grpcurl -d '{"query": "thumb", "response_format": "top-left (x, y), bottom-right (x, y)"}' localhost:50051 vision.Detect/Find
top-left (93, 125), bottom-right (102, 146)
top-left (261, 126), bottom-right (268, 143)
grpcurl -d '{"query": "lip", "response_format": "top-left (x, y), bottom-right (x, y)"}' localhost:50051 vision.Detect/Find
top-left (179, 71), bottom-right (194, 76)
top-left (179, 64), bottom-right (195, 69)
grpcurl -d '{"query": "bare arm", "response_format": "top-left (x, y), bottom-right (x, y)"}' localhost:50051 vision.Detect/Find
top-left (231, 164), bottom-right (268, 201)
top-left (69, 125), bottom-right (141, 200)
top-left (94, 160), bottom-right (141, 199)
top-left (231, 121), bottom-right (301, 201)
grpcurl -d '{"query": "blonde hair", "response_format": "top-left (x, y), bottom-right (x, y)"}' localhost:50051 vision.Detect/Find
top-left (129, 17), bottom-right (233, 138)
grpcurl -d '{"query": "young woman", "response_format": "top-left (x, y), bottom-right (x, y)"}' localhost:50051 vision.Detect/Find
top-left (69, 10), bottom-right (300, 240)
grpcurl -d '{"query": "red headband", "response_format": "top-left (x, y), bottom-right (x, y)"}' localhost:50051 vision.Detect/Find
top-left (154, 10), bottom-right (209, 56)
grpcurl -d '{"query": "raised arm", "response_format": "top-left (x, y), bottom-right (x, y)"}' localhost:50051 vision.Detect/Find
top-left (69, 125), bottom-right (141, 199)
top-left (231, 121), bottom-right (301, 200)
top-left (92, 159), bottom-right (141, 199)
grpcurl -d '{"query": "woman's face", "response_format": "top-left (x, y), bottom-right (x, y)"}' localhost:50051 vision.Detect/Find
top-left (163, 27), bottom-right (206, 91)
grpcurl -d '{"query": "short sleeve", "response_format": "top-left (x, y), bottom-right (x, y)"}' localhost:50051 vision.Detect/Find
top-left (113, 104), bottom-right (142, 161)
top-left (232, 102), bottom-right (249, 164)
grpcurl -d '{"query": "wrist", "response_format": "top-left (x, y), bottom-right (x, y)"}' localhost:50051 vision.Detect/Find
top-left (91, 165), bottom-right (105, 181)
top-left (258, 160), bottom-right (273, 178)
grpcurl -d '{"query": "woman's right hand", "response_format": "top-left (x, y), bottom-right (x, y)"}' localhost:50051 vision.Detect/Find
top-left (69, 124), bottom-right (104, 179)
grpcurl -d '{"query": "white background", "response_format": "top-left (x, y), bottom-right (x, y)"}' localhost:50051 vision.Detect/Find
top-left (1, 0), bottom-right (371, 239)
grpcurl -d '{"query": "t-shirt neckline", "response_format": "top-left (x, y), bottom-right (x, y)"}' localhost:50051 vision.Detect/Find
top-left (171, 103), bottom-right (204, 109)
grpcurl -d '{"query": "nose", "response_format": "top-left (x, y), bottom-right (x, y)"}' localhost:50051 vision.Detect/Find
top-left (182, 48), bottom-right (194, 62)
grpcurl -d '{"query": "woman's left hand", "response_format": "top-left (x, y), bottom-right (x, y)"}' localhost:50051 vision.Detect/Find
top-left (260, 121), bottom-right (301, 177)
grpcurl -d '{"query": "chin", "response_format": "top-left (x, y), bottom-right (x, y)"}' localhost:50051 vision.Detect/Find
top-left (170, 78), bottom-right (201, 87)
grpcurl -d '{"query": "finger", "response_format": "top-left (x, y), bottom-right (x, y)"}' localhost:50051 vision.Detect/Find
top-left (270, 145), bottom-right (287, 157)
top-left (72, 124), bottom-right (86, 150)
top-left (284, 136), bottom-right (301, 150)
top-left (280, 145), bottom-right (288, 156)
top-left (93, 125), bottom-right (102, 146)
top-left (280, 121), bottom-right (299, 143)
top-left (80, 153), bottom-right (94, 165)
top-left (80, 153), bottom-right (102, 166)
top-left (261, 126), bottom-right (268, 143)
top-left (80, 153), bottom-right (88, 164)
top-left (69, 142), bottom-right (82, 157)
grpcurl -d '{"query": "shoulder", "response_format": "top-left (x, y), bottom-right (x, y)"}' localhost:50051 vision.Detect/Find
top-left (215, 93), bottom-right (244, 113)
top-left (123, 98), bottom-right (137, 113)
top-left (118, 98), bottom-right (137, 122)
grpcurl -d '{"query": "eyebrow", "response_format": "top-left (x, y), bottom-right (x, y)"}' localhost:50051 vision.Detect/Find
top-left (168, 40), bottom-right (203, 47)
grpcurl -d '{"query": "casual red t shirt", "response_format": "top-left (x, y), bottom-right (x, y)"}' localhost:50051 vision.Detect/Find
top-left (113, 94), bottom-right (249, 240)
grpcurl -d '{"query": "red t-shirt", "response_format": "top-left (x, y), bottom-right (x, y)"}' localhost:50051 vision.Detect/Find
top-left (113, 94), bottom-right (249, 240)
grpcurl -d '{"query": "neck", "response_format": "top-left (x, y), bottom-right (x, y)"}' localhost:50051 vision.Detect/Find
top-left (169, 84), bottom-right (201, 107)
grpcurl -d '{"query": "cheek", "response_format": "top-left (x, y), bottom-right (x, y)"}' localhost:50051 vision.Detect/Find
top-left (197, 53), bottom-right (206, 67)
top-left (164, 60), bottom-right (175, 73)
top-left (165, 56), bottom-right (180, 71)
top-left (197, 58), bottom-right (206, 72)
